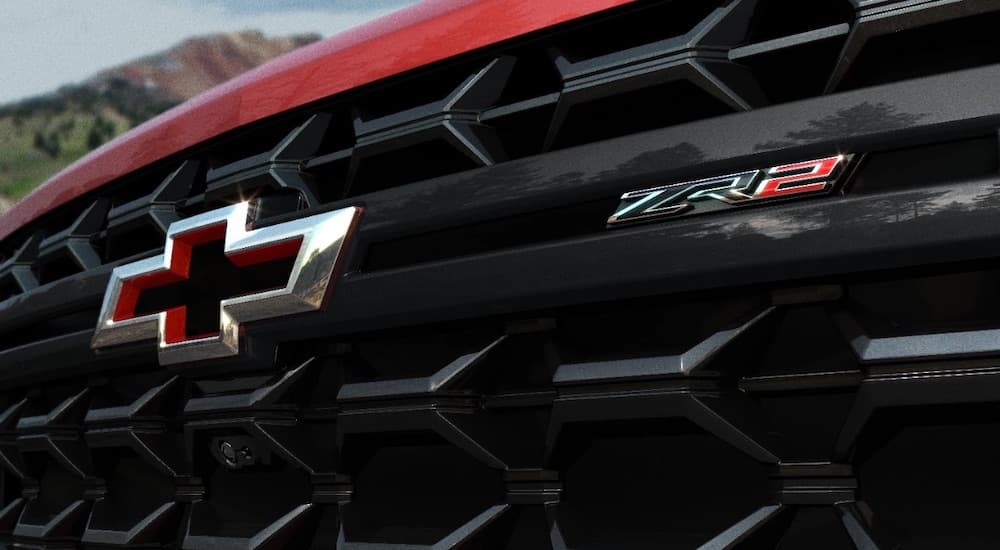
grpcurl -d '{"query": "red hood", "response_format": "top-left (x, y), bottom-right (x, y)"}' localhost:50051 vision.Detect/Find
top-left (0, 0), bottom-right (632, 243)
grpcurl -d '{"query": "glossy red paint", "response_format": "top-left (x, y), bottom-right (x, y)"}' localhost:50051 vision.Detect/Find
top-left (0, 0), bottom-right (633, 243)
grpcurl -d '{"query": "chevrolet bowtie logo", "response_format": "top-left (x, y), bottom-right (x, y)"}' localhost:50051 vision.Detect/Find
top-left (92, 202), bottom-right (361, 365)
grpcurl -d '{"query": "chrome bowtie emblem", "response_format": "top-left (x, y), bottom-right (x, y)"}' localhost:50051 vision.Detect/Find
top-left (92, 202), bottom-right (361, 365)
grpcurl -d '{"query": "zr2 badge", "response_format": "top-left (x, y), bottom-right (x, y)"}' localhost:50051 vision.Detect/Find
top-left (608, 154), bottom-right (853, 226)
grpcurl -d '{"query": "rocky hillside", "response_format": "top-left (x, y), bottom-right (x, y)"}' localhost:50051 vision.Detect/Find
top-left (0, 31), bottom-right (321, 206)
top-left (88, 31), bottom-right (320, 102)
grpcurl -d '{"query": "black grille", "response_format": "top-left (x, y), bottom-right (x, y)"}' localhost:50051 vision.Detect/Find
top-left (1, 263), bottom-right (1000, 547)
top-left (4, 0), bottom-right (1000, 547)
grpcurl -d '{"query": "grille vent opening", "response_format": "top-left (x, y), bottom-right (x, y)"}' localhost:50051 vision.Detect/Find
top-left (856, 404), bottom-right (1000, 549)
top-left (553, 419), bottom-right (772, 548)
top-left (18, 460), bottom-right (87, 528)
top-left (753, 307), bottom-right (856, 377)
top-left (0, 274), bottom-right (23, 301)
top-left (745, 0), bottom-right (852, 43)
top-left (104, 219), bottom-right (164, 262)
top-left (206, 118), bottom-right (301, 171)
top-left (552, 294), bottom-right (764, 364)
top-left (738, 35), bottom-right (846, 103)
top-left (346, 324), bottom-right (503, 382)
top-left (838, 11), bottom-right (1000, 91)
top-left (847, 263), bottom-right (1000, 338)
top-left (342, 432), bottom-right (504, 545)
top-left (349, 140), bottom-right (482, 197)
top-left (188, 461), bottom-right (311, 539)
top-left (772, 507), bottom-right (855, 550)
top-left (555, 0), bottom-right (723, 61)
top-left (88, 448), bottom-right (176, 536)
top-left (34, 250), bottom-right (81, 286)
top-left (551, 80), bottom-right (737, 151)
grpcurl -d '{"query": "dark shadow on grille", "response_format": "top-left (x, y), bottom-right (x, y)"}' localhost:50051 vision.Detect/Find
top-left (188, 464), bottom-right (311, 539)
top-left (771, 507), bottom-right (855, 550)
top-left (752, 306), bottom-right (857, 377)
top-left (492, 48), bottom-right (562, 105)
top-left (838, 11), bottom-right (1000, 92)
top-left (104, 220), bottom-right (164, 262)
top-left (553, 419), bottom-right (771, 549)
top-left (206, 119), bottom-right (299, 171)
top-left (34, 251), bottom-right (81, 286)
top-left (847, 263), bottom-right (1000, 338)
top-left (18, 460), bottom-right (86, 530)
top-left (349, 140), bottom-right (482, 197)
top-left (553, 294), bottom-right (764, 364)
top-left (88, 448), bottom-right (176, 538)
top-left (551, 80), bottom-right (736, 151)
top-left (346, 323), bottom-right (502, 382)
top-left (745, 0), bottom-right (852, 42)
top-left (488, 103), bottom-right (557, 158)
top-left (757, 391), bottom-right (856, 461)
top-left (738, 35), bottom-right (845, 103)
top-left (554, 0), bottom-right (722, 60)
top-left (856, 404), bottom-right (1000, 549)
top-left (342, 432), bottom-right (503, 545)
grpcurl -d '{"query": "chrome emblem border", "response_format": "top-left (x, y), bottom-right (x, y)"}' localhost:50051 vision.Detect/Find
top-left (91, 202), bottom-right (361, 365)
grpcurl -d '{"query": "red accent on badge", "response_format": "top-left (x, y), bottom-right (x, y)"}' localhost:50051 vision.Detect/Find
top-left (754, 156), bottom-right (843, 199)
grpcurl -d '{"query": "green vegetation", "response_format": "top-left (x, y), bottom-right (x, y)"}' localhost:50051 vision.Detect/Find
top-left (0, 78), bottom-right (179, 200)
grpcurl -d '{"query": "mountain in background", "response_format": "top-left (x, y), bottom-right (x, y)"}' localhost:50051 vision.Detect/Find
top-left (0, 30), bottom-right (321, 208)
top-left (88, 31), bottom-right (319, 102)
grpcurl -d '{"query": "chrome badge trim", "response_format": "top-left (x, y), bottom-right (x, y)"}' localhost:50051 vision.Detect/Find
top-left (92, 202), bottom-right (361, 365)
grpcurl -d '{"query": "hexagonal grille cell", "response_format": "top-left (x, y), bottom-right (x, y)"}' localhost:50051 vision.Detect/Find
top-left (342, 432), bottom-right (504, 545)
top-left (772, 507), bottom-right (854, 550)
top-left (554, 418), bottom-right (772, 549)
top-left (88, 448), bottom-right (176, 538)
top-left (756, 390), bottom-right (856, 462)
top-left (752, 306), bottom-right (856, 377)
top-left (839, 11), bottom-right (1000, 92)
top-left (189, 465), bottom-right (311, 539)
top-left (857, 404), bottom-right (1000, 549)
top-left (19, 459), bottom-right (86, 528)
top-left (847, 264), bottom-right (1000, 338)
top-left (553, 80), bottom-right (736, 151)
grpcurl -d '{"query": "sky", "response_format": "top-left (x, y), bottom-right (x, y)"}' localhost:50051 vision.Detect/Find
top-left (0, 0), bottom-right (418, 105)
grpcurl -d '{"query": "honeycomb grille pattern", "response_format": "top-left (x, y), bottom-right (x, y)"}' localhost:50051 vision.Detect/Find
top-left (2, 0), bottom-right (1000, 547)
top-left (0, 261), bottom-right (999, 548)
top-left (5, 0), bottom-right (1000, 300)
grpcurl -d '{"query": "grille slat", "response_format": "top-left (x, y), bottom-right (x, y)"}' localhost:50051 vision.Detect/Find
top-left (0, 265), bottom-right (998, 546)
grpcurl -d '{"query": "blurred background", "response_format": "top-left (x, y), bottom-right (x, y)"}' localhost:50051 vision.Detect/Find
top-left (0, 0), bottom-right (418, 213)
